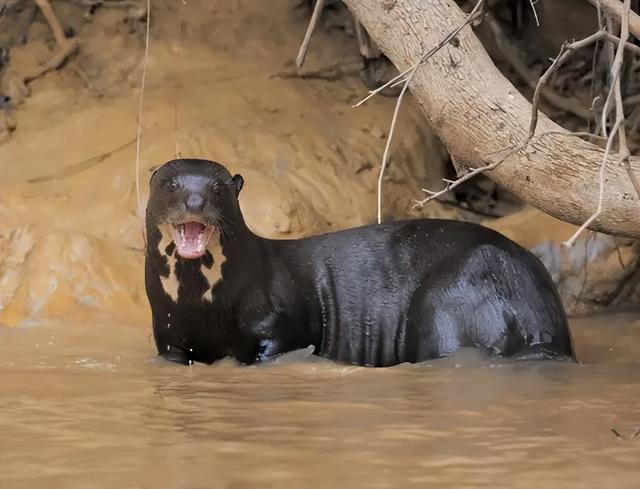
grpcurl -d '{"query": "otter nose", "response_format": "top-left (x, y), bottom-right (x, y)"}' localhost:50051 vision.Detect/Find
top-left (185, 193), bottom-right (205, 212)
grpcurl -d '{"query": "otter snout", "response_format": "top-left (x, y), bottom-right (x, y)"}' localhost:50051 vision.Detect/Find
top-left (185, 193), bottom-right (205, 213)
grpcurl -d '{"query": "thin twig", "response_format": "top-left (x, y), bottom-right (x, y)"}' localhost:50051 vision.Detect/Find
top-left (563, 120), bottom-right (620, 247)
top-left (528, 0), bottom-right (540, 27)
top-left (615, 54), bottom-right (634, 196)
top-left (585, 0), bottom-right (640, 41)
top-left (611, 426), bottom-right (640, 439)
top-left (354, 0), bottom-right (486, 109)
top-left (564, 0), bottom-right (631, 248)
top-left (601, 17), bottom-right (617, 137)
top-left (174, 83), bottom-right (181, 158)
top-left (377, 81), bottom-right (409, 223)
top-left (601, 18), bottom-right (627, 138)
top-left (486, 15), bottom-right (591, 122)
top-left (528, 38), bottom-right (568, 139)
top-left (588, 3), bottom-right (604, 133)
top-left (371, 0), bottom-right (486, 222)
top-left (413, 147), bottom-right (520, 209)
top-left (601, 31), bottom-right (640, 57)
top-left (135, 0), bottom-right (151, 247)
top-left (613, 14), bottom-right (640, 200)
top-left (415, 131), bottom-right (608, 208)
top-left (528, 29), bottom-right (640, 139)
top-left (296, 0), bottom-right (326, 71)
top-left (528, 26), bottom-right (640, 138)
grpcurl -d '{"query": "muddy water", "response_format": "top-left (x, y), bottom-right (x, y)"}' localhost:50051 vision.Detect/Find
top-left (1, 316), bottom-right (639, 489)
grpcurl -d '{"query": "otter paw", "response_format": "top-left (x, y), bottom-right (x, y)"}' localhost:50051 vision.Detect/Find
top-left (255, 338), bottom-right (284, 363)
top-left (159, 345), bottom-right (191, 365)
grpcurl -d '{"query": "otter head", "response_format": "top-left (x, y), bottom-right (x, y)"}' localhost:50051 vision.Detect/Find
top-left (146, 159), bottom-right (244, 259)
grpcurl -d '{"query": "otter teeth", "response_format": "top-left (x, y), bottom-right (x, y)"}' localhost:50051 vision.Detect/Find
top-left (171, 221), bottom-right (213, 259)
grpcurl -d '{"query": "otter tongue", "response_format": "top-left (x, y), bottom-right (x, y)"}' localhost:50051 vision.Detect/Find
top-left (176, 222), bottom-right (207, 259)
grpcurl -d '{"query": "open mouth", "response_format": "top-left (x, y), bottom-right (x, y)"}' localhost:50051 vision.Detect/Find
top-left (169, 221), bottom-right (215, 259)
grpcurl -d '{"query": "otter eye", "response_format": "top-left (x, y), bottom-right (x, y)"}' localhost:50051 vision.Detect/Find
top-left (211, 185), bottom-right (221, 196)
top-left (167, 180), bottom-right (179, 192)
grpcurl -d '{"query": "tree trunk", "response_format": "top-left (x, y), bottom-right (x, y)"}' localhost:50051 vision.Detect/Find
top-left (343, 0), bottom-right (640, 238)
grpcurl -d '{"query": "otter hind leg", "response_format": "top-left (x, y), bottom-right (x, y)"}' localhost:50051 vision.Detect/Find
top-left (405, 289), bottom-right (517, 363)
top-left (404, 292), bottom-right (464, 363)
top-left (405, 246), bottom-right (574, 363)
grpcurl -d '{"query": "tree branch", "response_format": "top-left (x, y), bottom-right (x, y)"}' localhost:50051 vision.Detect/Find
top-left (564, 0), bottom-right (632, 246)
top-left (529, 28), bottom-right (640, 139)
top-left (343, 0), bottom-right (640, 237)
top-left (362, 0), bottom-right (487, 222)
top-left (585, 0), bottom-right (640, 41)
top-left (486, 15), bottom-right (591, 123)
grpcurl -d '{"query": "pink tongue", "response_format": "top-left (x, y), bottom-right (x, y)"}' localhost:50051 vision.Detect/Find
top-left (176, 222), bottom-right (206, 259)
top-left (183, 222), bottom-right (204, 240)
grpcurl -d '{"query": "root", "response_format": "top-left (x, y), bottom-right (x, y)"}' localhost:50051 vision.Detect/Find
top-left (26, 0), bottom-right (80, 83)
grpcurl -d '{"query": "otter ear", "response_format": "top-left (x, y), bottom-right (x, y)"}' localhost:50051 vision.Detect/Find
top-left (148, 167), bottom-right (159, 183)
top-left (231, 174), bottom-right (244, 196)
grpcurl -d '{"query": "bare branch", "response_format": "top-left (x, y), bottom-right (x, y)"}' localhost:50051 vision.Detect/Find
top-left (414, 132), bottom-right (608, 209)
top-left (414, 148), bottom-right (519, 208)
top-left (562, 121), bottom-right (620, 247)
top-left (564, 0), bottom-right (632, 247)
top-left (486, 15), bottom-right (591, 122)
top-left (354, 0), bottom-right (486, 109)
top-left (528, 0), bottom-right (540, 27)
top-left (601, 31), bottom-right (640, 57)
top-left (135, 0), bottom-right (151, 248)
top-left (528, 28), bottom-right (640, 139)
top-left (370, 0), bottom-right (487, 222)
top-left (376, 81), bottom-right (409, 223)
top-left (585, 0), bottom-right (640, 41)
top-left (344, 0), bottom-right (640, 237)
top-left (613, 9), bottom-right (640, 201)
top-left (423, 5), bottom-right (638, 219)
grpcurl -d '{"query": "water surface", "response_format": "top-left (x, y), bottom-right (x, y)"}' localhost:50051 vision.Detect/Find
top-left (1, 315), bottom-right (639, 489)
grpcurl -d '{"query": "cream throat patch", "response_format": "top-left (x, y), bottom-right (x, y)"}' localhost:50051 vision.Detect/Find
top-left (156, 224), bottom-right (225, 303)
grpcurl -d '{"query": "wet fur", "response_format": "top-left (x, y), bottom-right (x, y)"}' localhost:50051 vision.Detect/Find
top-left (145, 159), bottom-right (575, 367)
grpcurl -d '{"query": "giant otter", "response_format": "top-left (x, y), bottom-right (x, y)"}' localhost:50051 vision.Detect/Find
top-left (144, 158), bottom-right (575, 367)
